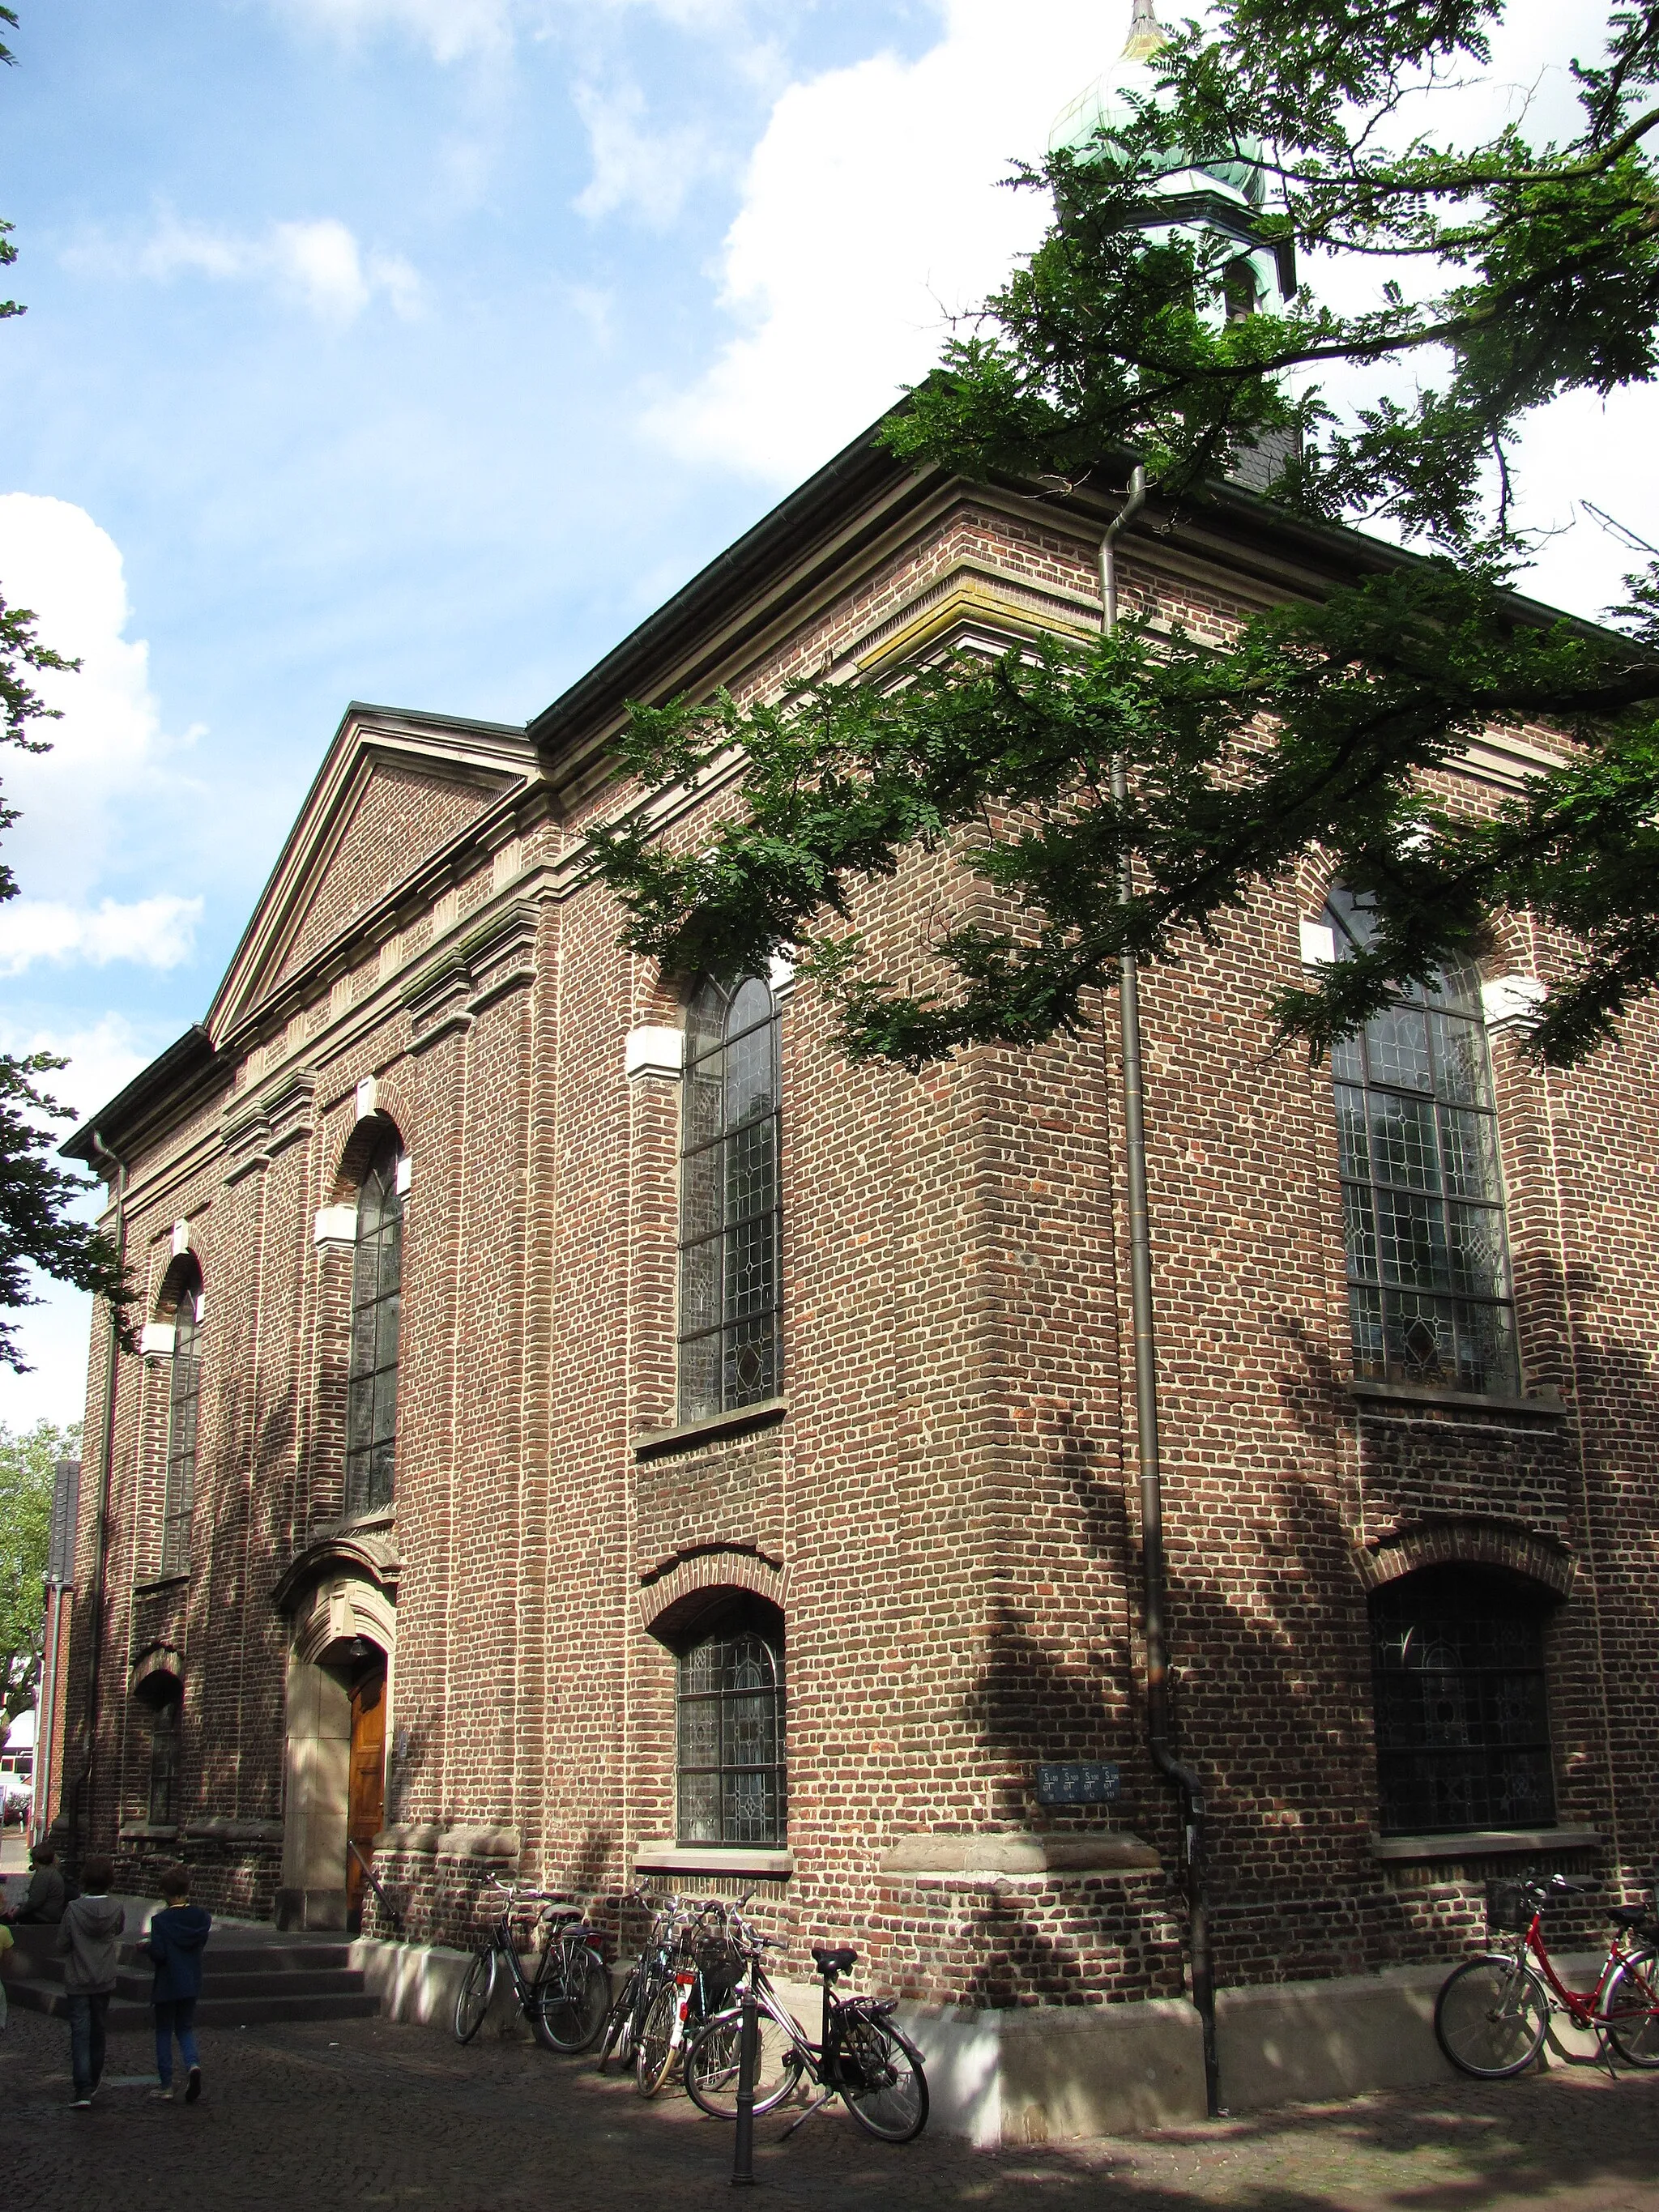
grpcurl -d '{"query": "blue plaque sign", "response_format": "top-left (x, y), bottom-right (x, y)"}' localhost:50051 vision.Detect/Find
top-left (1034, 1761), bottom-right (1121, 1806)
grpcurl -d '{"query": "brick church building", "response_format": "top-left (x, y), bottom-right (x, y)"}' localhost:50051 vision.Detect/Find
top-left (42, 24), bottom-right (1659, 2137)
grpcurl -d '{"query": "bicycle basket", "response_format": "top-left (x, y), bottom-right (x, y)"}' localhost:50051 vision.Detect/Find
top-left (1486, 1879), bottom-right (1532, 1933)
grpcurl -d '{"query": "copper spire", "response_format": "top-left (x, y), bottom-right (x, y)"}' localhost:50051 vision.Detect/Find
top-left (1123, 0), bottom-right (1167, 60)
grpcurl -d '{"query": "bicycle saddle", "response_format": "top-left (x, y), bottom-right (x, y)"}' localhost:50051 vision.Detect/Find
top-left (812, 1945), bottom-right (859, 1977)
top-left (1607, 1903), bottom-right (1650, 1928)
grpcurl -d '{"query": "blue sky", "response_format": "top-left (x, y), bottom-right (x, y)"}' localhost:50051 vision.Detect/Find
top-left (0, 0), bottom-right (1643, 1423)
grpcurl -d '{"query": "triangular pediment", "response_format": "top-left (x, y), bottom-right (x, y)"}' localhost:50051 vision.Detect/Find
top-left (208, 704), bottom-right (537, 1043)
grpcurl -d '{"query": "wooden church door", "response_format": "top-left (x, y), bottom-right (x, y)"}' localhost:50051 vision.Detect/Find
top-left (346, 1663), bottom-right (387, 1927)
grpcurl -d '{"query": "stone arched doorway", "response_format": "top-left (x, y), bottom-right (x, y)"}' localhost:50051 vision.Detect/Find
top-left (273, 1540), bottom-right (397, 1931)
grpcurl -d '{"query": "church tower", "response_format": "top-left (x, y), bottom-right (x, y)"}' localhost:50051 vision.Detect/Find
top-left (1049, 0), bottom-right (1295, 320)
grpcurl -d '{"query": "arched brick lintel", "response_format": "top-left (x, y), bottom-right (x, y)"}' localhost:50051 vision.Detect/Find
top-left (638, 1545), bottom-right (787, 1639)
top-left (330, 1101), bottom-right (408, 1204)
top-left (129, 1643), bottom-right (184, 1702)
top-left (1356, 1516), bottom-right (1576, 1599)
top-left (152, 1249), bottom-right (202, 1321)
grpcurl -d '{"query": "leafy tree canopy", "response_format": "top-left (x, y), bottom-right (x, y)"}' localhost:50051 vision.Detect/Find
top-left (591, 0), bottom-right (1659, 1074)
top-left (0, 1417), bottom-right (78, 1724)
top-left (0, 8), bottom-right (130, 1370)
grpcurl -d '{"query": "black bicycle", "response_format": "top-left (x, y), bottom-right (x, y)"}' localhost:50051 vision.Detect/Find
top-left (453, 1875), bottom-right (611, 2054)
top-left (633, 1896), bottom-right (740, 2096)
top-left (684, 1927), bottom-right (928, 2143)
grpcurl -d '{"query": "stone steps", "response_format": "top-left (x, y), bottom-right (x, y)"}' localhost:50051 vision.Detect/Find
top-left (5, 1929), bottom-right (378, 2028)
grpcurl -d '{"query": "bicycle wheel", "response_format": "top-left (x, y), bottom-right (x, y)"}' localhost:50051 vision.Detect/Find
top-left (835, 2012), bottom-right (928, 2142)
top-left (1434, 1955), bottom-right (1550, 2078)
top-left (635, 1980), bottom-right (681, 2097)
top-left (538, 1942), bottom-right (612, 2054)
top-left (596, 1966), bottom-right (642, 2072)
top-left (1605, 1949), bottom-right (1659, 2067)
top-left (684, 2006), bottom-right (805, 2120)
top-left (454, 1948), bottom-right (496, 2044)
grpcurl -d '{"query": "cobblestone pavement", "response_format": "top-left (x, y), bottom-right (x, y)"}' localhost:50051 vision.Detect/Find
top-left (5, 2002), bottom-right (1659, 2211)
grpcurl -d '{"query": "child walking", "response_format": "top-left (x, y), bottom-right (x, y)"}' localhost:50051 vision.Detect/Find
top-left (56, 1853), bottom-right (125, 2106)
top-left (146, 1865), bottom-right (211, 2103)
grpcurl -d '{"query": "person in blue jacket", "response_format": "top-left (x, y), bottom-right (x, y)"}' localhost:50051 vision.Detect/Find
top-left (146, 1865), bottom-right (211, 2103)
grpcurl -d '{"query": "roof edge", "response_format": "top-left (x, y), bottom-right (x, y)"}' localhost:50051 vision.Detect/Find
top-left (60, 1025), bottom-right (221, 1167)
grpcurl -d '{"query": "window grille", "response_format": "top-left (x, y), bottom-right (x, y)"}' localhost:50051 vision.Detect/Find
top-left (147, 1689), bottom-right (181, 1828)
top-left (346, 1138), bottom-right (403, 1518)
top-left (676, 1626), bottom-right (787, 1847)
top-left (160, 1285), bottom-right (201, 1578)
top-left (1371, 1566), bottom-right (1556, 1834)
top-left (679, 976), bottom-right (783, 1421)
top-left (1326, 886), bottom-right (1519, 1394)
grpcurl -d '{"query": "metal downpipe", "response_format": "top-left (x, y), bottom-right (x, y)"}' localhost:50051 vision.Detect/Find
top-left (75, 1128), bottom-right (127, 1865)
top-left (1100, 470), bottom-right (1221, 2117)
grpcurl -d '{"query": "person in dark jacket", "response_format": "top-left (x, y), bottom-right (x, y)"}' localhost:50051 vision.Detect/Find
top-left (56, 1853), bottom-right (125, 2106)
top-left (146, 1865), bottom-right (211, 2103)
top-left (3, 1842), bottom-right (67, 1924)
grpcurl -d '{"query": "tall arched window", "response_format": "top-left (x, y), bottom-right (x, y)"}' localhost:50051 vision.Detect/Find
top-left (680, 975), bottom-right (783, 1421)
top-left (1371, 1566), bottom-right (1556, 1835)
top-left (160, 1271), bottom-right (202, 1578)
top-left (676, 1607), bottom-right (787, 1847)
top-left (1326, 885), bottom-right (1518, 1394)
top-left (346, 1136), bottom-right (403, 1518)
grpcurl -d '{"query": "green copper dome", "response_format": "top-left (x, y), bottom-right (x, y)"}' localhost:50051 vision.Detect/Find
top-left (1049, 0), bottom-right (1265, 207)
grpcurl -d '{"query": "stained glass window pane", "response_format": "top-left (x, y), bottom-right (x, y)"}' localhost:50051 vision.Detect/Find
top-left (676, 1628), bottom-right (786, 1847)
top-left (678, 975), bottom-right (783, 1420)
top-left (1371, 1568), bottom-right (1555, 1834)
top-left (346, 1139), bottom-right (403, 1518)
top-left (1324, 892), bottom-right (1519, 1395)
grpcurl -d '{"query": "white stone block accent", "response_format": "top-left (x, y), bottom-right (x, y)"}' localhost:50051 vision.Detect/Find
top-left (313, 1203), bottom-right (357, 1247)
top-left (140, 1322), bottom-right (177, 1361)
top-left (1482, 974), bottom-right (1548, 1034)
top-left (625, 1025), bottom-right (684, 1081)
top-left (1299, 919), bottom-right (1337, 966)
top-left (395, 1153), bottom-right (412, 1196)
top-left (355, 1076), bottom-right (378, 1123)
top-left (171, 1218), bottom-right (191, 1258)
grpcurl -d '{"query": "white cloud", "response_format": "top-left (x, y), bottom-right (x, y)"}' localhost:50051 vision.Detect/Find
top-left (0, 894), bottom-right (204, 978)
top-left (0, 1016), bottom-right (156, 1428)
top-left (270, 0), bottom-right (515, 64)
top-left (574, 81), bottom-right (719, 226)
top-left (0, 495), bottom-right (179, 903)
top-left (100, 211), bottom-right (423, 324)
top-left (647, 0), bottom-right (1115, 481)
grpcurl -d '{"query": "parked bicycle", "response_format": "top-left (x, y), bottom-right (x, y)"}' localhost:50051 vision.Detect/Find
top-left (1435, 1869), bottom-right (1659, 2077)
top-left (453, 1874), bottom-right (611, 2054)
top-left (595, 1890), bottom-right (686, 2078)
top-left (684, 1924), bottom-right (928, 2143)
top-left (633, 1895), bottom-right (742, 2097)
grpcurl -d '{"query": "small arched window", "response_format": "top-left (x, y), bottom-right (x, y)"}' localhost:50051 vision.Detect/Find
top-left (1326, 885), bottom-right (1517, 1394)
top-left (676, 1609), bottom-right (787, 1848)
top-left (1371, 1565), bottom-right (1556, 1835)
top-left (146, 1680), bottom-right (183, 1827)
top-left (679, 974), bottom-right (783, 1421)
top-left (346, 1136), bottom-right (403, 1519)
top-left (160, 1271), bottom-right (202, 1578)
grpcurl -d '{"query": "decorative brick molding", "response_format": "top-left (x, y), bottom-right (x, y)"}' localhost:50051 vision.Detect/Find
top-left (1354, 1516), bottom-right (1576, 1598)
top-left (128, 1643), bottom-right (184, 1699)
top-left (330, 1102), bottom-right (407, 1204)
top-left (637, 1543), bottom-right (786, 1636)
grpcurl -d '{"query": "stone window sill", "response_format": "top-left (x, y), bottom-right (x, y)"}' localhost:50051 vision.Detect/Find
top-left (309, 1507), bottom-right (396, 1539)
top-left (118, 1822), bottom-right (181, 1841)
top-left (634, 1396), bottom-right (788, 1461)
top-left (1348, 1379), bottom-right (1567, 1420)
top-left (634, 1842), bottom-right (794, 1879)
top-left (132, 1572), bottom-right (190, 1596)
top-left (1372, 1825), bottom-right (1601, 1862)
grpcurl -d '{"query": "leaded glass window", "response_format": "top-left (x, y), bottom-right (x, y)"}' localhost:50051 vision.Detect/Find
top-left (147, 1686), bottom-right (181, 1827)
top-left (160, 1279), bottom-right (201, 1578)
top-left (677, 1626), bottom-right (787, 1847)
top-left (345, 1139), bottom-right (402, 1518)
top-left (1371, 1566), bottom-right (1556, 1835)
top-left (679, 975), bottom-right (783, 1421)
top-left (1327, 886), bottom-right (1519, 1393)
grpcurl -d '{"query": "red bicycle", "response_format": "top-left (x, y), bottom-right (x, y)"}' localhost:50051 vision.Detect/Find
top-left (1435, 1870), bottom-right (1659, 2077)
